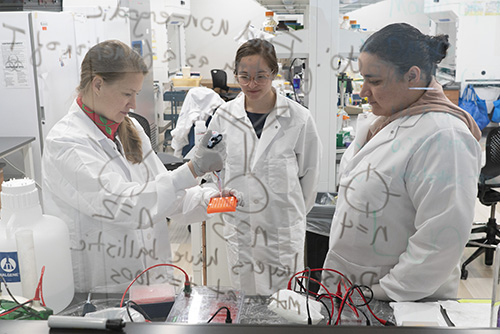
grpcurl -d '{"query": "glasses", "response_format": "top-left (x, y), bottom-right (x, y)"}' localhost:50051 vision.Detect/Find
top-left (236, 72), bottom-right (272, 86)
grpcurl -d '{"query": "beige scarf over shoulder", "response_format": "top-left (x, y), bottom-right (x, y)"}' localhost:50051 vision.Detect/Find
top-left (366, 78), bottom-right (481, 142)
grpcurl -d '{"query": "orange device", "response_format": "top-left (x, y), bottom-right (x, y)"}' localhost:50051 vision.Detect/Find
top-left (207, 196), bottom-right (238, 213)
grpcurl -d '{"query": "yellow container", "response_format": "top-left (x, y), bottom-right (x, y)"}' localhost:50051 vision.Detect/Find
top-left (172, 77), bottom-right (202, 87)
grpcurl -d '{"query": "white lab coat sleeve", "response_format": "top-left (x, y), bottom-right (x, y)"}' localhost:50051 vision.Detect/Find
top-left (378, 128), bottom-right (481, 301)
top-left (43, 135), bottom-right (211, 229)
top-left (296, 113), bottom-right (322, 214)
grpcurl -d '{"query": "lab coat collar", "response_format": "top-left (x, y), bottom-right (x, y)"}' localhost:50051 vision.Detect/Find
top-left (352, 112), bottom-right (422, 160)
top-left (251, 94), bottom-right (291, 169)
top-left (366, 114), bottom-right (419, 147)
top-left (230, 88), bottom-right (292, 119)
top-left (70, 101), bottom-right (132, 180)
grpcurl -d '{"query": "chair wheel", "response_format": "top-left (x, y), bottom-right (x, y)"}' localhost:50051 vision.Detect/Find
top-left (460, 269), bottom-right (468, 280)
top-left (485, 248), bottom-right (494, 265)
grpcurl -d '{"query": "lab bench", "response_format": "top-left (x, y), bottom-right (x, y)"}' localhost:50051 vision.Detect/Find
top-left (1, 292), bottom-right (498, 332)
top-left (1, 320), bottom-right (499, 333)
top-left (0, 136), bottom-right (36, 180)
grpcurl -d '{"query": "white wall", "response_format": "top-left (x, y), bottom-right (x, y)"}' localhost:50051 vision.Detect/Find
top-left (345, 0), bottom-right (430, 33)
top-left (184, 0), bottom-right (267, 83)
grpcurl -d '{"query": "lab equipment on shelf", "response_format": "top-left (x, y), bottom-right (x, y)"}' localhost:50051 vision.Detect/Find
top-left (263, 11), bottom-right (277, 35)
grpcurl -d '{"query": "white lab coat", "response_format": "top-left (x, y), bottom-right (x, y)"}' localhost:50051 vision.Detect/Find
top-left (42, 101), bottom-right (215, 293)
top-left (171, 87), bottom-right (225, 158)
top-left (323, 111), bottom-right (481, 301)
top-left (208, 92), bottom-right (322, 295)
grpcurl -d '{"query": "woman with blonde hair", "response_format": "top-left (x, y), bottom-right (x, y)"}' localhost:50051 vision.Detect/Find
top-left (42, 40), bottom-right (228, 293)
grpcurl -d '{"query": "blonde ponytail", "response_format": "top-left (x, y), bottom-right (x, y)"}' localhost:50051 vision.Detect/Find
top-left (118, 117), bottom-right (143, 164)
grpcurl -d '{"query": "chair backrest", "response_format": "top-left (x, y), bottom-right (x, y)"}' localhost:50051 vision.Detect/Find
top-left (128, 111), bottom-right (151, 139)
top-left (482, 127), bottom-right (500, 181)
top-left (211, 69), bottom-right (229, 92)
top-left (163, 90), bottom-right (187, 129)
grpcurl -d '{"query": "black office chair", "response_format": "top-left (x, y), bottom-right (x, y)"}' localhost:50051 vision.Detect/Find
top-left (210, 69), bottom-right (239, 101)
top-left (128, 111), bottom-right (183, 171)
top-left (461, 127), bottom-right (500, 279)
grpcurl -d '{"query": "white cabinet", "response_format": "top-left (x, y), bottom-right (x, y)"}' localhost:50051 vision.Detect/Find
top-left (165, 0), bottom-right (191, 16)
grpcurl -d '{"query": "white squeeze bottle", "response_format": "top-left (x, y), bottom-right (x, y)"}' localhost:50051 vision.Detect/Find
top-left (340, 16), bottom-right (350, 29)
top-left (194, 120), bottom-right (207, 146)
top-left (0, 178), bottom-right (74, 314)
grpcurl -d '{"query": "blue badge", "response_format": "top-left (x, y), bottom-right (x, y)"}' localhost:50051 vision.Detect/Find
top-left (0, 252), bottom-right (21, 283)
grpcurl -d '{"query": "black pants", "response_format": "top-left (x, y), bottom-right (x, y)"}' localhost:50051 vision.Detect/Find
top-left (305, 231), bottom-right (330, 293)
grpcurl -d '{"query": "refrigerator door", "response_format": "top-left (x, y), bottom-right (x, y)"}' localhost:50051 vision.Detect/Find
top-left (0, 11), bottom-right (43, 184)
top-left (31, 11), bottom-right (80, 142)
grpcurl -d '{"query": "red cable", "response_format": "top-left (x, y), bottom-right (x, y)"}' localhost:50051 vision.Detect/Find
top-left (288, 268), bottom-right (389, 326)
top-left (341, 278), bottom-right (359, 318)
top-left (33, 266), bottom-right (46, 306)
top-left (119, 263), bottom-right (190, 308)
top-left (292, 275), bottom-right (336, 324)
top-left (294, 274), bottom-right (358, 323)
top-left (355, 286), bottom-right (388, 325)
top-left (0, 299), bottom-right (35, 317)
top-left (287, 268), bottom-right (353, 289)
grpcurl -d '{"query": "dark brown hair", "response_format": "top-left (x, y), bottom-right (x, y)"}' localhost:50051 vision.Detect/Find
top-left (78, 40), bottom-right (148, 164)
top-left (234, 39), bottom-right (279, 76)
top-left (360, 23), bottom-right (449, 84)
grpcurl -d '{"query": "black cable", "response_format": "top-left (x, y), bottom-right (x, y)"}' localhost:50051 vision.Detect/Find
top-left (0, 298), bottom-right (34, 317)
top-left (351, 304), bottom-right (371, 326)
top-left (207, 306), bottom-right (232, 323)
top-left (0, 275), bottom-right (42, 320)
top-left (315, 296), bottom-right (332, 324)
top-left (305, 267), bottom-right (312, 325)
top-left (125, 300), bottom-right (152, 322)
top-left (352, 285), bottom-right (373, 307)
top-left (336, 284), bottom-right (374, 325)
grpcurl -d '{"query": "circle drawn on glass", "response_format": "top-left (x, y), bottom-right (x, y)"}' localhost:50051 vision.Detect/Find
top-left (342, 164), bottom-right (400, 216)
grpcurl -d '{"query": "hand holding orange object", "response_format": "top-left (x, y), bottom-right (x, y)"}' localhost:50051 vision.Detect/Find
top-left (207, 196), bottom-right (238, 213)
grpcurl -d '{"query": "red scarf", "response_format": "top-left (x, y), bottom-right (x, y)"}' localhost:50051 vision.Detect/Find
top-left (77, 96), bottom-right (120, 140)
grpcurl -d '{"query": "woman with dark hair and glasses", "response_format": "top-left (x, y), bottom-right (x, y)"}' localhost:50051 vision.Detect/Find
top-left (322, 23), bottom-right (481, 301)
top-left (207, 38), bottom-right (322, 295)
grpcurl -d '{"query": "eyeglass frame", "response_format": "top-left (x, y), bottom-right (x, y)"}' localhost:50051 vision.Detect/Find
top-left (235, 71), bottom-right (274, 86)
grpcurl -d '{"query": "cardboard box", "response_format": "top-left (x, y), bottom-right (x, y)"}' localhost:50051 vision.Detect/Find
top-left (172, 77), bottom-right (202, 87)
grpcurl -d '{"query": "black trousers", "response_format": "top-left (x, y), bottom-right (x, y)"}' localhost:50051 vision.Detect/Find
top-left (305, 231), bottom-right (330, 293)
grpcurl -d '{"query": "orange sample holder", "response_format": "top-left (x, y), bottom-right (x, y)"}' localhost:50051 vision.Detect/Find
top-left (207, 196), bottom-right (238, 213)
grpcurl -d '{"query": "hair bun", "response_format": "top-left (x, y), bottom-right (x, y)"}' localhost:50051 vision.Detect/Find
top-left (428, 34), bottom-right (450, 64)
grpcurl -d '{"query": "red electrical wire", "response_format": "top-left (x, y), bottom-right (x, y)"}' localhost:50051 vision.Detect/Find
top-left (292, 275), bottom-right (335, 324)
top-left (287, 268), bottom-right (353, 289)
top-left (119, 263), bottom-right (190, 308)
top-left (341, 278), bottom-right (359, 318)
top-left (33, 266), bottom-right (46, 306)
top-left (292, 274), bottom-right (359, 325)
top-left (288, 268), bottom-right (390, 326)
top-left (0, 299), bottom-right (35, 318)
top-left (354, 286), bottom-right (389, 326)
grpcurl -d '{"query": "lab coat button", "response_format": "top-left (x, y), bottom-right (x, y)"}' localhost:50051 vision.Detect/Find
top-left (253, 199), bottom-right (259, 204)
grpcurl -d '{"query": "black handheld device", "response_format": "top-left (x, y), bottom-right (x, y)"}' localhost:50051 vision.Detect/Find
top-left (207, 132), bottom-right (223, 149)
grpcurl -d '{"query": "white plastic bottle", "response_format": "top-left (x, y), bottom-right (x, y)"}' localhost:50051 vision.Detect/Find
top-left (340, 16), bottom-right (350, 29)
top-left (194, 120), bottom-right (207, 146)
top-left (0, 178), bottom-right (74, 314)
top-left (263, 11), bottom-right (277, 35)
